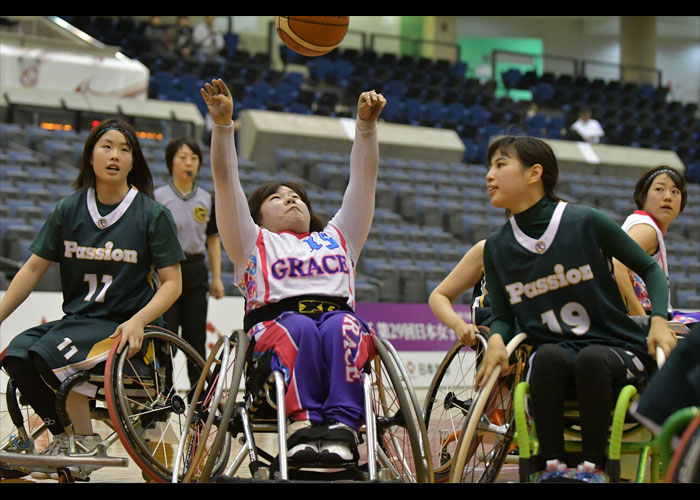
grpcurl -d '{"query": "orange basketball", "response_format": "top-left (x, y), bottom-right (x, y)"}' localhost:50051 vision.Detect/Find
top-left (275, 16), bottom-right (349, 57)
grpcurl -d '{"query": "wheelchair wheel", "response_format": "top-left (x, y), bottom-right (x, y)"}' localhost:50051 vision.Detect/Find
top-left (177, 330), bottom-right (247, 483)
top-left (423, 332), bottom-right (487, 482)
top-left (103, 326), bottom-right (208, 482)
top-left (666, 412), bottom-right (700, 483)
top-left (449, 333), bottom-right (528, 483)
top-left (371, 337), bottom-right (433, 483)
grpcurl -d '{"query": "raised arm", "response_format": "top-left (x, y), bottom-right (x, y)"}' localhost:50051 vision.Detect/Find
top-left (330, 90), bottom-right (386, 257)
top-left (201, 79), bottom-right (258, 271)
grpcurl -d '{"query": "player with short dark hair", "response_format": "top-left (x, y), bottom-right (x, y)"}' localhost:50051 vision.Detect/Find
top-left (155, 137), bottom-right (224, 388)
top-left (613, 165), bottom-right (698, 324)
top-left (201, 78), bottom-right (385, 464)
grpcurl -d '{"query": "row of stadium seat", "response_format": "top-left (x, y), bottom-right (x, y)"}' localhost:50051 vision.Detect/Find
top-left (2, 126), bottom-right (699, 306)
top-left (57, 16), bottom-right (699, 170)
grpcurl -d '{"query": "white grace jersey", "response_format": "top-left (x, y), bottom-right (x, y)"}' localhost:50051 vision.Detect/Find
top-left (621, 210), bottom-right (672, 312)
top-left (235, 220), bottom-right (356, 313)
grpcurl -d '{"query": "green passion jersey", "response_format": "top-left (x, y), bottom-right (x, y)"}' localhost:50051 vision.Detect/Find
top-left (29, 187), bottom-right (185, 323)
top-left (484, 197), bottom-right (668, 359)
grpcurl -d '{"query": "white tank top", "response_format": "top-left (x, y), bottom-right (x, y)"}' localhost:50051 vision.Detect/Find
top-left (236, 221), bottom-right (355, 313)
top-left (621, 210), bottom-right (672, 312)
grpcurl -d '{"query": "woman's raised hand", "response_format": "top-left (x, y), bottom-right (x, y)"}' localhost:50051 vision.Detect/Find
top-left (201, 79), bottom-right (234, 126)
top-left (357, 90), bottom-right (386, 129)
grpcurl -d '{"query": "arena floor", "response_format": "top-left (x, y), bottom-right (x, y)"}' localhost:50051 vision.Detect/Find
top-left (0, 387), bottom-right (521, 485)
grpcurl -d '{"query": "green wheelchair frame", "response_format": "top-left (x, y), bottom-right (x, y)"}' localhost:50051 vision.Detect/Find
top-left (514, 376), bottom-right (700, 482)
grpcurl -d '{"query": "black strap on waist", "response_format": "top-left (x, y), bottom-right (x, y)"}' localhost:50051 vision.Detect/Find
top-left (244, 295), bottom-right (352, 332)
top-left (184, 253), bottom-right (205, 262)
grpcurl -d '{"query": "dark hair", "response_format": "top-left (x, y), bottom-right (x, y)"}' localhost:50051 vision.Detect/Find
top-left (486, 135), bottom-right (561, 203)
top-left (73, 118), bottom-right (153, 198)
top-left (633, 165), bottom-right (687, 213)
top-left (247, 182), bottom-right (325, 233)
top-left (164, 137), bottom-right (203, 176)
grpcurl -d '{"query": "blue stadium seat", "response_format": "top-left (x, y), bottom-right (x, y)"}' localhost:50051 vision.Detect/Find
top-left (501, 68), bottom-right (522, 90)
top-left (531, 82), bottom-right (554, 104)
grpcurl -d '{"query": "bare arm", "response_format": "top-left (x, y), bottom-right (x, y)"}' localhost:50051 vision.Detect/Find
top-left (201, 79), bottom-right (258, 272)
top-left (613, 223), bottom-right (659, 316)
top-left (110, 262), bottom-right (182, 357)
top-left (0, 254), bottom-right (52, 324)
top-left (331, 91), bottom-right (386, 257)
top-left (429, 240), bottom-right (485, 345)
top-left (206, 234), bottom-right (224, 299)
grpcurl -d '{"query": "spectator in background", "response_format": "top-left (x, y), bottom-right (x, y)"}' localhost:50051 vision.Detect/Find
top-left (143, 16), bottom-right (171, 57)
top-left (193, 16), bottom-right (224, 59)
top-left (155, 138), bottom-right (224, 387)
top-left (568, 108), bottom-right (605, 143)
top-left (169, 16), bottom-right (195, 58)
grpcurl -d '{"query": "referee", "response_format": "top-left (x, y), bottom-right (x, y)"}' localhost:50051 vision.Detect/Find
top-left (155, 137), bottom-right (224, 385)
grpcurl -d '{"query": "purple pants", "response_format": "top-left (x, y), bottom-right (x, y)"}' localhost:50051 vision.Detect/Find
top-left (249, 310), bottom-right (376, 431)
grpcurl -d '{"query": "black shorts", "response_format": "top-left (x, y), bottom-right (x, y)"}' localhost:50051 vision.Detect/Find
top-left (5, 315), bottom-right (120, 397)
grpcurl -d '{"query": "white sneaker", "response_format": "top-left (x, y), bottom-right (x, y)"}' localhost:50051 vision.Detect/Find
top-left (286, 420), bottom-right (320, 463)
top-left (318, 441), bottom-right (355, 463)
top-left (318, 421), bottom-right (359, 463)
top-left (39, 433), bottom-right (70, 456)
top-left (31, 433), bottom-right (102, 480)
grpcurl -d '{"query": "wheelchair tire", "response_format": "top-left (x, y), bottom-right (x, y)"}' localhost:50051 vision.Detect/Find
top-left (372, 337), bottom-right (433, 483)
top-left (423, 333), bottom-right (487, 482)
top-left (666, 412), bottom-right (700, 483)
top-left (449, 335), bottom-right (527, 483)
top-left (103, 326), bottom-right (208, 483)
top-left (181, 330), bottom-right (247, 483)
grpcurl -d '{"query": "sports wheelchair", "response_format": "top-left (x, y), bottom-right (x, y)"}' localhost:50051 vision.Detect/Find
top-left (1, 326), bottom-right (206, 482)
top-left (423, 327), bottom-right (526, 483)
top-left (169, 328), bottom-right (434, 483)
top-left (430, 319), bottom-right (688, 483)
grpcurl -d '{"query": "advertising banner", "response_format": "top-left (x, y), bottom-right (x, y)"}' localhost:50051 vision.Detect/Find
top-left (0, 293), bottom-right (465, 389)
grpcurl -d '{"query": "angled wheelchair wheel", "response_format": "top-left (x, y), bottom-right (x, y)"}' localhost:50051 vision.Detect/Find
top-left (666, 411), bottom-right (700, 483)
top-left (423, 332), bottom-right (487, 482)
top-left (177, 330), bottom-right (247, 483)
top-left (449, 333), bottom-right (528, 483)
top-left (103, 326), bottom-right (208, 482)
top-left (371, 337), bottom-right (433, 483)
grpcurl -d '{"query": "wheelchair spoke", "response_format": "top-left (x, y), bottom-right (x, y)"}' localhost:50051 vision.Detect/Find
top-left (424, 338), bottom-right (484, 481)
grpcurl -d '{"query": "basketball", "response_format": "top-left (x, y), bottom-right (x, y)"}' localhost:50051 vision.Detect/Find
top-left (275, 16), bottom-right (349, 57)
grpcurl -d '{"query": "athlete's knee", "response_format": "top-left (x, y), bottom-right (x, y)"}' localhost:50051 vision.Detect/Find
top-left (530, 344), bottom-right (572, 382)
top-left (575, 345), bottom-right (612, 374)
top-left (29, 351), bottom-right (61, 390)
top-left (3, 354), bottom-right (29, 381)
top-left (533, 343), bottom-right (570, 366)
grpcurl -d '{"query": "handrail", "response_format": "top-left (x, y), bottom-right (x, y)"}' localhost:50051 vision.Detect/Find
top-left (492, 49), bottom-right (663, 87)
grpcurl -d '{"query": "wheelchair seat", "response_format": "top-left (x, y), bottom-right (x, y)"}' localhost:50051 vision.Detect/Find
top-left (1, 326), bottom-right (206, 482)
top-left (172, 329), bottom-right (433, 483)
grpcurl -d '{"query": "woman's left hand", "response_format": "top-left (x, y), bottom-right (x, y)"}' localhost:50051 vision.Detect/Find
top-left (357, 90), bottom-right (386, 126)
top-left (210, 276), bottom-right (225, 299)
top-left (647, 315), bottom-right (677, 360)
top-left (110, 317), bottom-right (146, 358)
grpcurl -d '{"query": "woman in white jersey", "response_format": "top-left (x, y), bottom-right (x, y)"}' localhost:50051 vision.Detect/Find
top-left (613, 165), bottom-right (698, 323)
top-left (201, 79), bottom-right (386, 464)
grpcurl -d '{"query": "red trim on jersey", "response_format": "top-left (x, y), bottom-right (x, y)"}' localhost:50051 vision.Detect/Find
top-left (278, 230), bottom-right (310, 239)
top-left (256, 229), bottom-right (271, 304)
top-left (329, 223), bottom-right (354, 307)
top-left (633, 210), bottom-right (665, 235)
top-left (632, 210), bottom-right (667, 271)
top-left (328, 223), bottom-right (348, 253)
